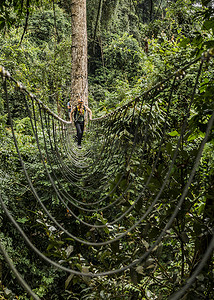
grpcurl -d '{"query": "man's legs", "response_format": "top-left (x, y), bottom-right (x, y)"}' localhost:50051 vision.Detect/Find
top-left (75, 121), bottom-right (84, 146)
top-left (80, 122), bottom-right (84, 143)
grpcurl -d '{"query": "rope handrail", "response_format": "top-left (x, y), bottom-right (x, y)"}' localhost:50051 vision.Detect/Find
top-left (1, 47), bottom-right (213, 123)
top-left (0, 47), bottom-right (214, 299)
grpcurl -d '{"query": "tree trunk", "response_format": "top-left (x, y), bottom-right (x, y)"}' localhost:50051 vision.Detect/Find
top-left (71, 0), bottom-right (88, 106)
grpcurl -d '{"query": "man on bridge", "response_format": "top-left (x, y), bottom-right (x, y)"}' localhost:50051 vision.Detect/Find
top-left (70, 99), bottom-right (92, 148)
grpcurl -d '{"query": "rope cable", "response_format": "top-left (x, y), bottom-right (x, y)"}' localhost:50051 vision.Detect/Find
top-left (0, 49), bottom-right (214, 296)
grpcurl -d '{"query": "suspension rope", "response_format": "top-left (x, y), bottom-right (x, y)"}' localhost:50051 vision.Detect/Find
top-left (0, 51), bottom-right (209, 237)
top-left (0, 240), bottom-right (41, 300)
top-left (0, 48), bottom-right (214, 299)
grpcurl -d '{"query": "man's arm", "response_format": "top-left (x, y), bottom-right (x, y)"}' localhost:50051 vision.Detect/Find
top-left (85, 106), bottom-right (92, 120)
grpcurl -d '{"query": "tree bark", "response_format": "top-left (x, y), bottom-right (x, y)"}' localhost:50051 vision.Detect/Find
top-left (71, 0), bottom-right (88, 106)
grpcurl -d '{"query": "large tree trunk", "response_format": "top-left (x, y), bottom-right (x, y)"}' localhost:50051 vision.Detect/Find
top-left (71, 0), bottom-right (88, 106)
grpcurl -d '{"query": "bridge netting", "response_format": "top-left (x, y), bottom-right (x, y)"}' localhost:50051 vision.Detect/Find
top-left (0, 48), bottom-right (214, 299)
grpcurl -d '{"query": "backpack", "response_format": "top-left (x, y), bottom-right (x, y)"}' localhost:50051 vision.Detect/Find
top-left (74, 105), bottom-right (85, 122)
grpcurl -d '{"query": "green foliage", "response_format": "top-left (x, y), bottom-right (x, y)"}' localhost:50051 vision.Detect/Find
top-left (28, 6), bottom-right (71, 45)
top-left (0, 0), bottom-right (214, 299)
top-left (14, 117), bottom-right (33, 135)
top-left (0, 4), bottom-right (72, 115)
top-left (0, 113), bottom-right (7, 139)
top-left (0, 0), bottom-right (53, 31)
top-left (104, 33), bottom-right (144, 78)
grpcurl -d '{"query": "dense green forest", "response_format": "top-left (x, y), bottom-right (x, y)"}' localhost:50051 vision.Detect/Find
top-left (0, 0), bottom-right (214, 299)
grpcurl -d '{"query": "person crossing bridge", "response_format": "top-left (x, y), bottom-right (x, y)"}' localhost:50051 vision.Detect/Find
top-left (70, 99), bottom-right (92, 148)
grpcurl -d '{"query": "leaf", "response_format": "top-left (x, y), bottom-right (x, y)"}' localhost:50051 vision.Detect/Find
top-left (202, 19), bottom-right (214, 31)
top-left (168, 130), bottom-right (179, 137)
top-left (146, 290), bottom-right (152, 298)
top-left (136, 265), bottom-right (144, 274)
top-left (65, 245), bottom-right (74, 258)
top-left (179, 38), bottom-right (190, 47)
top-left (48, 226), bottom-right (57, 233)
top-left (144, 258), bottom-right (155, 268)
top-left (76, 263), bottom-right (82, 271)
top-left (65, 274), bottom-right (74, 289)
top-left (196, 274), bottom-right (204, 281)
top-left (142, 239), bottom-right (149, 250)
top-left (82, 266), bottom-right (91, 284)
top-left (17, 217), bottom-right (28, 223)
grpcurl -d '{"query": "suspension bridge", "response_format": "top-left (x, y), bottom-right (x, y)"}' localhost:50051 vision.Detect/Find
top-left (0, 48), bottom-right (214, 299)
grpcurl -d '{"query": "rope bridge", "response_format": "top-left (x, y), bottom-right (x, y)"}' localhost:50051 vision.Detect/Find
top-left (0, 48), bottom-right (214, 299)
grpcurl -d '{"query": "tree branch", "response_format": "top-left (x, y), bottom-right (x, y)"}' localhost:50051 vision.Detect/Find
top-left (19, 0), bottom-right (30, 46)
